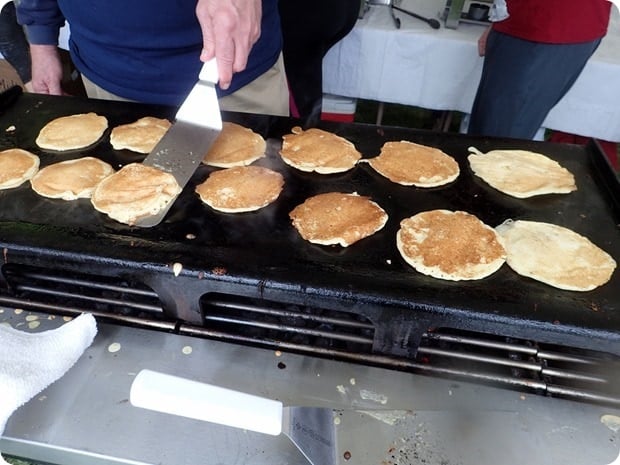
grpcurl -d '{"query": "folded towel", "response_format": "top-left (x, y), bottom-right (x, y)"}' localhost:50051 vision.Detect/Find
top-left (0, 313), bottom-right (97, 465)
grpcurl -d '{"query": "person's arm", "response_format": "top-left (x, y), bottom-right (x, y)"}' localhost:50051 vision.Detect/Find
top-left (477, 25), bottom-right (492, 56)
top-left (14, 0), bottom-right (65, 94)
top-left (195, 0), bottom-right (262, 90)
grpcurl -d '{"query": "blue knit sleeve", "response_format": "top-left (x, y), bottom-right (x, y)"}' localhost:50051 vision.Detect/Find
top-left (15, 0), bottom-right (65, 45)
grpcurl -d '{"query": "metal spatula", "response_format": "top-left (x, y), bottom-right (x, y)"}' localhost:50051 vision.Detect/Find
top-left (135, 58), bottom-right (222, 228)
top-left (130, 369), bottom-right (336, 465)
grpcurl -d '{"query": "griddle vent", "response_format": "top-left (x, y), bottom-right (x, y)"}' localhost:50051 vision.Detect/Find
top-left (417, 328), bottom-right (620, 406)
top-left (198, 293), bottom-right (376, 355)
top-left (187, 295), bottom-right (620, 407)
top-left (1, 264), bottom-right (619, 407)
top-left (0, 263), bottom-right (165, 322)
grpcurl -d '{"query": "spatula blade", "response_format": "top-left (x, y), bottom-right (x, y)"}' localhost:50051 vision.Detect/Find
top-left (284, 406), bottom-right (336, 465)
top-left (136, 59), bottom-right (222, 227)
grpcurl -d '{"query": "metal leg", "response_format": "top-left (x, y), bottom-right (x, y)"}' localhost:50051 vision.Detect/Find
top-left (375, 101), bottom-right (385, 125)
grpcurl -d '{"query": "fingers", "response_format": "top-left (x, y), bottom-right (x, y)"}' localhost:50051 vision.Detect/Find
top-left (196, 0), bottom-right (261, 90)
top-left (478, 26), bottom-right (492, 57)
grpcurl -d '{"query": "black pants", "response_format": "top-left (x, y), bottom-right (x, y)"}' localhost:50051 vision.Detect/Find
top-left (467, 30), bottom-right (601, 139)
top-left (278, 0), bottom-right (359, 125)
top-left (0, 2), bottom-right (31, 83)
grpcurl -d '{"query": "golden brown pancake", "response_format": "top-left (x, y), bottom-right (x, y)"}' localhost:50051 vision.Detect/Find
top-left (279, 126), bottom-right (361, 173)
top-left (363, 140), bottom-right (459, 187)
top-left (468, 146), bottom-right (577, 198)
top-left (496, 220), bottom-right (616, 291)
top-left (196, 165), bottom-right (284, 212)
top-left (110, 117), bottom-right (171, 153)
top-left (36, 113), bottom-right (108, 151)
top-left (0, 148), bottom-right (40, 189)
top-left (397, 209), bottom-right (506, 281)
top-left (289, 192), bottom-right (388, 247)
top-left (202, 122), bottom-right (266, 167)
top-left (91, 163), bottom-right (181, 225)
top-left (31, 157), bottom-right (115, 200)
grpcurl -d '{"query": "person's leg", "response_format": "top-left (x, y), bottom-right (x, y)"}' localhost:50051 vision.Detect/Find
top-left (278, 0), bottom-right (359, 124)
top-left (81, 74), bottom-right (134, 101)
top-left (83, 53), bottom-right (288, 116)
top-left (218, 53), bottom-right (289, 116)
top-left (468, 31), bottom-right (601, 139)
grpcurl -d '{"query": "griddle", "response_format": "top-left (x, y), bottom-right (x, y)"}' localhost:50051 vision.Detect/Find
top-left (0, 86), bottom-right (619, 359)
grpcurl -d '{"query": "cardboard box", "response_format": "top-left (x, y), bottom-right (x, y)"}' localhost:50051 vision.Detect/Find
top-left (0, 59), bottom-right (24, 92)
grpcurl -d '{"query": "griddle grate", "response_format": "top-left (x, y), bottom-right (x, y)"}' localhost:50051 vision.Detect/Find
top-left (190, 295), bottom-right (620, 406)
top-left (1, 262), bottom-right (619, 406)
top-left (0, 263), bottom-right (171, 328)
top-left (200, 293), bottom-right (376, 354)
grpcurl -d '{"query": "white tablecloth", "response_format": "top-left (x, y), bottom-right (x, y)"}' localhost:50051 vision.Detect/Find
top-left (323, 1), bottom-right (620, 142)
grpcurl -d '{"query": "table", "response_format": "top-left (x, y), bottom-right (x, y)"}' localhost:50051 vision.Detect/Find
top-left (323, 1), bottom-right (620, 142)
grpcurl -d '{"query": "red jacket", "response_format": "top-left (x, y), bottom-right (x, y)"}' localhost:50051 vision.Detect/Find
top-left (493, 0), bottom-right (612, 44)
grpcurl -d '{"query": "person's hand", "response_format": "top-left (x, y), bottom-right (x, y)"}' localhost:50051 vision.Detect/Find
top-left (477, 26), bottom-right (492, 56)
top-left (29, 44), bottom-right (64, 95)
top-left (196, 0), bottom-right (262, 90)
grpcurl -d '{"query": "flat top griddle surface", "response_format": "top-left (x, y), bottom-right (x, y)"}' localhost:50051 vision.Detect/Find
top-left (0, 89), bottom-right (619, 347)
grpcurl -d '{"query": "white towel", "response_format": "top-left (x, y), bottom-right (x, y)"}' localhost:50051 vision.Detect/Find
top-left (0, 313), bottom-right (97, 465)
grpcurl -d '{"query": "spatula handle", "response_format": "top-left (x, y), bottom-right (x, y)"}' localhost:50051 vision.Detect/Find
top-left (199, 57), bottom-right (219, 84)
top-left (130, 369), bottom-right (283, 435)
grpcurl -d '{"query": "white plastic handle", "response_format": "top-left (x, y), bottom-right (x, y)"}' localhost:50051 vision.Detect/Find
top-left (199, 57), bottom-right (219, 84)
top-left (130, 369), bottom-right (283, 436)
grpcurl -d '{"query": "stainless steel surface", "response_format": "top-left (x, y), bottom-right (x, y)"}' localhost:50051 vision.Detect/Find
top-left (2, 308), bottom-right (620, 465)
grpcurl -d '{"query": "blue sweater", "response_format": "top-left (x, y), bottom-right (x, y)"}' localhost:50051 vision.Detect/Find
top-left (16, 0), bottom-right (282, 105)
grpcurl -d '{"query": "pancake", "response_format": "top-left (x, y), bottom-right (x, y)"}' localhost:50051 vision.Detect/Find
top-left (0, 148), bottom-right (40, 189)
top-left (289, 192), bottom-right (388, 247)
top-left (31, 157), bottom-right (115, 200)
top-left (195, 165), bottom-right (284, 212)
top-left (363, 140), bottom-right (459, 187)
top-left (110, 117), bottom-right (171, 153)
top-left (397, 209), bottom-right (506, 281)
top-left (36, 113), bottom-right (108, 151)
top-left (91, 163), bottom-right (182, 225)
top-left (468, 146), bottom-right (577, 198)
top-left (279, 126), bottom-right (361, 173)
top-left (496, 220), bottom-right (616, 291)
top-left (202, 122), bottom-right (266, 167)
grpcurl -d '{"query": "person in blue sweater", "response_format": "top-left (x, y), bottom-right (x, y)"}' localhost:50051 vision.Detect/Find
top-left (15, 0), bottom-right (289, 115)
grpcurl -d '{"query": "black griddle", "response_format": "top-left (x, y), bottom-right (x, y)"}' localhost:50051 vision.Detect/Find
top-left (1, 87), bottom-right (619, 357)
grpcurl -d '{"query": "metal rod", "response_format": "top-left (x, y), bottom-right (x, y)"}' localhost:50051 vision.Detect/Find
top-left (14, 284), bottom-right (163, 312)
top-left (424, 332), bottom-right (538, 356)
top-left (204, 298), bottom-right (375, 330)
top-left (203, 315), bottom-right (375, 345)
top-left (417, 346), bottom-right (542, 372)
top-left (392, 5), bottom-right (441, 29)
